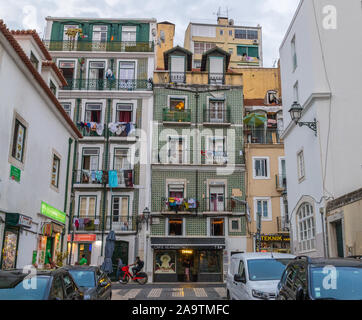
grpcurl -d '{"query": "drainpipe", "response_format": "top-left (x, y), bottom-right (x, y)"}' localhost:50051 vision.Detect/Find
top-left (195, 91), bottom-right (200, 214)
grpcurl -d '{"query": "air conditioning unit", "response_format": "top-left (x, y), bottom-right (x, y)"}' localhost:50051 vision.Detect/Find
top-left (253, 40), bottom-right (259, 44)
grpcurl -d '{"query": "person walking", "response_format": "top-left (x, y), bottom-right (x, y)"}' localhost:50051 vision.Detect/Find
top-left (116, 257), bottom-right (124, 282)
top-left (183, 259), bottom-right (191, 282)
top-left (79, 254), bottom-right (88, 265)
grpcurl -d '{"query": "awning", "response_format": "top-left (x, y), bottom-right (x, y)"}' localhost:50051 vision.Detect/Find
top-left (4, 212), bottom-right (32, 228)
top-left (151, 237), bottom-right (225, 249)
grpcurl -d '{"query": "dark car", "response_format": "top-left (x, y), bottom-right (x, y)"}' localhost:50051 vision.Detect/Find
top-left (61, 265), bottom-right (112, 300)
top-left (277, 256), bottom-right (362, 300)
top-left (0, 268), bottom-right (83, 300)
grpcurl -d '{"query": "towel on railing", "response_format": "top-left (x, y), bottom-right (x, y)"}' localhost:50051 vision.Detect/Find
top-left (108, 170), bottom-right (118, 188)
top-left (95, 171), bottom-right (103, 183)
top-left (188, 198), bottom-right (197, 209)
top-left (96, 123), bottom-right (104, 136)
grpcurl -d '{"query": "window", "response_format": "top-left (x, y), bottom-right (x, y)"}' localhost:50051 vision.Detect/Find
top-left (50, 80), bottom-right (56, 96)
top-left (84, 103), bottom-right (102, 123)
top-left (88, 61), bottom-right (105, 87)
top-left (62, 275), bottom-right (77, 297)
top-left (210, 218), bottom-right (224, 236)
top-left (116, 104), bottom-right (133, 122)
top-left (79, 196), bottom-right (96, 217)
top-left (11, 119), bottom-right (26, 163)
top-left (51, 154), bottom-right (60, 188)
top-left (247, 30), bottom-right (258, 40)
top-left (50, 276), bottom-right (64, 300)
top-left (206, 137), bottom-right (227, 164)
top-left (169, 97), bottom-right (185, 111)
top-left (255, 198), bottom-right (271, 220)
top-left (220, 29), bottom-right (224, 35)
top-left (92, 25), bottom-right (108, 42)
top-left (168, 183), bottom-right (185, 198)
top-left (170, 55), bottom-right (185, 83)
top-left (61, 102), bottom-right (72, 118)
top-left (229, 218), bottom-right (242, 232)
top-left (228, 48), bottom-right (233, 54)
top-left (122, 26), bottom-right (137, 42)
top-left (82, 148), bottom-right (99, 171)
top-left (293, 81), bottom-right (299, 103)
top-left (237, 46), bottom-right (259, 58)
top-left (297, 150), bottom-right (305, 180)
top-left (59, 61), bottom-right (75, 86)
top-left (229, 30), bottom-right (233, 36)
top-left (208, 100), bottom-right (225, 122)
top-left (199, 250), bottom-right (221, 273)
top-left (209, 56), bottom-right (224, 85)
top-left (194, 60), bottom-right (201, 69)
top-left (114, 148), bottom-right (130, 170)
top-left (297, 203), bottom-right (316, 252)
top-left (168, 136), bottom-right (186, 164)
top-left (238, 260), bottom-right (245, 277)
top-left (266, 90), bottom-right (278, 105)
top-left (194, 42), bottom-right (216, 55)
top-left (30, 51), bottom-right (39, 70)
top-left (63, 25), bottom-right (79, 41)
top-left (235, 29), bottom-right (247, 39)
top-left (119, 61), bottom-right (136, 89)
top-left (168, 218), bottom-right (183, 236)
top-left (112, 196), bottom-right (129, 223)
top-left (253, 157), bottom-right (269, 179)
top-left (209, 185), bottom-right (225, 212)
top-left (291, 35), bottom-right (297, 71)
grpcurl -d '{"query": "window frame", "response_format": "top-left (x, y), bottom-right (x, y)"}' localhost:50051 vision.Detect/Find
top-left (167, 217), bottom-right (184, 236)
top-left (30, 51), bottom-right (39, 71)
top-left (297, 203), bottom-right (316, 253)
top-left (229, 217), bottom-right (242, 233)
top-left (210, 218), bottom-right (225, 237)
top-left (9, 112), bottom-right (28, 169)
top-left (254, 197), bottom-right (272, 222)
top-left (50, 152), bottom-right (61, 189)
top-left (78, 195), bottom-right (97, 217)
top-left (297, 149), bottom-right (305, 182)
top-left (252, 156), bottom-right (270, 179)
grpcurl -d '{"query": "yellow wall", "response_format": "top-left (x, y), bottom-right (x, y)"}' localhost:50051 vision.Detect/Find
top-left (156, 23), bottom-right (175, 70)
top-left (244, 144), bottom-right (286, 252)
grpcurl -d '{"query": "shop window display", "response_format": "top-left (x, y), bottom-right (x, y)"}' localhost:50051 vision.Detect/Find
top-left (1, 230), bottom-right (18, 269)
top-left (155, 251), bottom-right (176, 273)
top-left (199, 250), bottom-right (222, 273)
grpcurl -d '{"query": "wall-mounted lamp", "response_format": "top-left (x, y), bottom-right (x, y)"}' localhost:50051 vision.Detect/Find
top-left (288, 101), bottom-right (317, 136)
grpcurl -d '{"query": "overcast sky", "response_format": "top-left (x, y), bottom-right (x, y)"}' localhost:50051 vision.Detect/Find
top-left (0, 0), bottom-right (300, 67)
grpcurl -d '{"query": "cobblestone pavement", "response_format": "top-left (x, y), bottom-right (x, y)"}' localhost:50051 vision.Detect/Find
top-left (111, 282), bottom-right (227, 300)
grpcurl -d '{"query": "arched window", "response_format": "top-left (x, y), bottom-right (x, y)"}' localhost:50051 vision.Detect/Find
top-left (297, 203), bottom-right (316, 252)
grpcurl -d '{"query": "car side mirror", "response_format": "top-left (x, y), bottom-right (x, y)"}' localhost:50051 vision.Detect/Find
top-left (234, 274), bottom-right (246, 283)
top-left (296, 287), bottom-right (304, 300)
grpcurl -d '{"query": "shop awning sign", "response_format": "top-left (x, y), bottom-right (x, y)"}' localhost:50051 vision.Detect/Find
top-left (40, 201), bottom-right (66, 224)
top-left (261, 234), bottom-right (290, 242)
top-left (67, 234), bottom-right (96, 242)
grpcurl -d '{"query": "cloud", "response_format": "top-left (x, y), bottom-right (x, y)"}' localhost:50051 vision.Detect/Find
top-left (22, 5), bottom-right (39, 31)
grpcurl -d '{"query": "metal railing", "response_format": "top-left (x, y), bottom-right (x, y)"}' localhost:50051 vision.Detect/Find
top-left (275, 174), bottom-right (287, 191)
top-left (77, 123), bottom-right (105, 137)
top-left (63, 79), bottom-right (152, 91)
top-left (209, 73), bottom-right (225, 85)
top-left (277, 216), bottom-right (290, 232)
top-left (245, 128), bottom-right (283, 144)
top-left (73, 169), bottom-right (134, 186)
top-left (43, 40), bottom-right (154, 52)
top-left (73, 215), bottom-right (137, 231)
top-left (162, 108), bottom-right (191, 122)
top-left (169, 72), bottom-right (186, 83)
top-left (161, 197), bottom-right (198, 213)
top-left (73, 216), bottom-right (103, 231)
top-left (203, 108), bottom-right (231, 123)
top-left (202, 197), bottom-right (246, 213)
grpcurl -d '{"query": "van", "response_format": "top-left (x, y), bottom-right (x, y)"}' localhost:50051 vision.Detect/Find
top-left (226, 252), bottom-right (295, 300)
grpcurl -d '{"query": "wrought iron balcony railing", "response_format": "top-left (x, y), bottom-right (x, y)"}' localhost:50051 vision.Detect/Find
top-left (73, 169), bottom-right (134, 187)
top-left (169, 72), bottom-right (186, 83)
top-left (106, 215), bottom-right (137, 232)
top-left (202, 197), bottom-right (246, 213)
top-left (72, 215), bottom-right (137, 232)
top-left (63, 79), bottom-right (152, 91)
top-left (43, 40), bottom-right (154, 52)
top-left (275, 174), bottom-right (287, 191)
top-left (208, 73), bottom-right (225, 85)
top-left (162, 108), bottom-right (191, 123)
top-left (76, 123), bottom-right (105, 137)
top-left (203, 108), bottom-right (231, 124)
top-left (277, 216), bottom-right (290, 232)
top-left (161, 197), bottom-right (198, 213)
top-left (245, 128), bottom-right (283, 144)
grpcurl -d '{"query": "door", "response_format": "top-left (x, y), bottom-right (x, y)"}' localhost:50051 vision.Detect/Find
top-left (45, 237), bottom-right (53, 265)
top-left (232, 260), bottom-right (247, 300)
top-left (78, 243), bottom-right (92, 264)
top-left (111, 241), bottom-right (129, 281)
top-left (170, 56), bottom-right (185, 83)
top-left (209, 100), bottom-right (225, 122)
top-left (209, 186), bottom-right (225, 211)
top-left (119, 62), bottom-right (135, 89)
top-left (88, 62), bottom-right (105, 89)
top-left (335, 220), bottom-right (344, 258)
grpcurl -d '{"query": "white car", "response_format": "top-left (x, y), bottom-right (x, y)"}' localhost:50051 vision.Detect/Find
top-left (226, 252), bottom-right (295, 300)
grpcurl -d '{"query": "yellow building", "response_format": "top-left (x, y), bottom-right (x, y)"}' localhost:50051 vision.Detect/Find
top-left (242, 66), bottom-right (290, 253)
top-left (156, 21), bottom-right (175, 70)
top-left (184, 16), bottom-right (262, 69)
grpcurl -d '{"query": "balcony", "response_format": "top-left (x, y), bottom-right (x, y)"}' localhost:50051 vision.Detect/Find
top-left (63, 79), bottom-right (152, 91)
top-left (73, 169), bottom-right (134, 187)
top-left (245, 128), bottom-right (283, 144)
top-left (43, 40), bottom-right (154, 52)
top-left (275, 174), bottom-right (287, 192)
top-left (203, 108), bottom-right (231, 125)
top-left (277, 216), bottom-right (290, 233)
top-left (201, 150), bottom-right (229, 165)
top-left (77, 123), bottom-right (105, 137)
top-left (73, 215), bottom-right (137, 232)
top-left (202, 197), bottom-right (246, 214)
top-left (161, 197), bottom-right (198, 214)
top-left (208, 73), bottom-right (225, 85)
top-left (169, 72), bottom-right (186, 83)
top-left (162, 108), bottom-right (191, 123)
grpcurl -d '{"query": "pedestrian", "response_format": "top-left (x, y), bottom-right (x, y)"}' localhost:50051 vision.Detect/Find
top-left (79, 254), bottom-right (88, 265)
top-left (116, 257), bottom-right (124, 282)
top-left (183, 259), bottom-right (191, 282)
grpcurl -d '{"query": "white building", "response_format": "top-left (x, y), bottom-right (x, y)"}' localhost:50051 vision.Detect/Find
top-left (0, 22), bottom-right (81, 269)
top-left (279, 0), bottom-right (362, 257)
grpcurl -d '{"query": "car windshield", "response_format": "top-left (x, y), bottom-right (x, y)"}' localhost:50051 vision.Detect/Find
top-left (247, 259), bottom-right (292, 281)
top-left (69, 270), bottom-right (95, 288)
top-left (310, 266), bottom-right (362, 300)
top-left (0, 276), bottom-right (49, 300)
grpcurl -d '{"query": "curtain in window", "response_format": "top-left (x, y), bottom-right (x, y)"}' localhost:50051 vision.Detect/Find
top-left (118, 111), bottom-right (132, 122)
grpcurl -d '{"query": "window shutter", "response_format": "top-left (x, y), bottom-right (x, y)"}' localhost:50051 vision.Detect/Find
top-left (248, 47), bottom-right (259, 58)
top-left (237, 46), bottom-right (247, 56)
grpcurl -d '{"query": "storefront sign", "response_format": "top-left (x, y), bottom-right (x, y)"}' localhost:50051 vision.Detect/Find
top-left (10, 165), bottom-right (21, 182)
top-left (67, 234), bottom-right (96, 242)
top-left (18, 214), bottom-right (32, 228)
top-left (52, 223), bottom-right (63, 234)
top-left (155, 251), bottom-right (176, 274)
top-left (261, 234), bottom-right (290, 242)
top-left (40, 201), bottom-right (66, 224)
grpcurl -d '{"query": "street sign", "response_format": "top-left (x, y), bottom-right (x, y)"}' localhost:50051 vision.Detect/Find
top-left (10, 165), bottom-right (21, 182)
top-left (40, 201), bottom-right (66, 224)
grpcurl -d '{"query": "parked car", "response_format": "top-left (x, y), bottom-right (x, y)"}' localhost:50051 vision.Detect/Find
top-left (277, 256), bottom-right (362, 300)
top-left (226, 252), bottom-right (295, 300)
top-left (62, 265), bottom-right (112, 300)
top-left (0, 268), bottom-right (83, 300)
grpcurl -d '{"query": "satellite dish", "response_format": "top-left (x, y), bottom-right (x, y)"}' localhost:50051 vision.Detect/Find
top-left (160, 30), bottom-right (165, 42)
top-left (229, 19), bottom-right (234, 25)
top-left (152, 28), bottom-right (157, 37)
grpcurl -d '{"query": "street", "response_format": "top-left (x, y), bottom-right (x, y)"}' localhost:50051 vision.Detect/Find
top-left (111, 282), bottom-right (227, 300)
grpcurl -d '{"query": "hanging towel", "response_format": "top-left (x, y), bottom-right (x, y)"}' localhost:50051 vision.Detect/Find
top-left (108, 170), bottom-right (118, 188)
top-left (96, 123), bottom-right (104, 136)
top-left (95, 171), bottom-right (103, 183)
top-left (188, 198), bottom-right (197, 209)
top-left (108, 122), bottom-right (118, 134)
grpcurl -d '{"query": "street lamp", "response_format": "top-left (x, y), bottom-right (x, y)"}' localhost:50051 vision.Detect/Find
top-left (288, 101), bottom-right (317, 136)
top-left (142, 207), bottom-right (151, 229)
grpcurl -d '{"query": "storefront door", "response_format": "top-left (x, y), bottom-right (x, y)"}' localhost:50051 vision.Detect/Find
top-left (78, 243), bottom-right (92, 264)
top-left (177, 249), bottom-right (197, 282)
top-left (45, 237), bottom-right (53, 264)
top-left (111, 241), bottom-right (128, 281)
top-left (1, 227), bottom-right (19, 270)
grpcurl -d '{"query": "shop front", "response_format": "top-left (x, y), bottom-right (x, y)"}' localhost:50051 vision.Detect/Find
top-left (0, 212), bottom-right (32, 270)
top-left (257, 234), bottom-right (291, 253)
top-left (67, 234), bottom-right (96, 265)
top-left (151, 237), bottom-right (225, 282)
top-left (37, 201), bottom-right (66, 267)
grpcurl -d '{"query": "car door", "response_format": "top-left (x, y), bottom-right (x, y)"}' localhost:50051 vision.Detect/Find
top-left (228, 258), bottom-right (239, 299)
top-left (283, 263), bottom-right (298, 300)
top-left (233, 259), bottom-right (247, 300)
top-left (49, 275), bottom-right (65, 300)
top-left (63, 273), bottom-right (81, 300)
top-left (293, 262), bottom-right (308, 300)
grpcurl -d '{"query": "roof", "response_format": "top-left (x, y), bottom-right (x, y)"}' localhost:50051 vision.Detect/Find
top-left (0, 21), bottom-right (82, 138)
top-left (45, 16), bottom-right (157, 23)
top-left (42, 60), bottom-right (68, 86)
top-left (188, 21), bottom-right (261, 30)
top-left (157, 21), bottom-right (175, 25)
top-left (163, 46), bottom-right (193, 71)
top-left (10, 29), bottom-right (52, 60)
top-left (201, 46), bottom-right (231, 71)
top-left (231, 252), bottom-right (296, 260)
